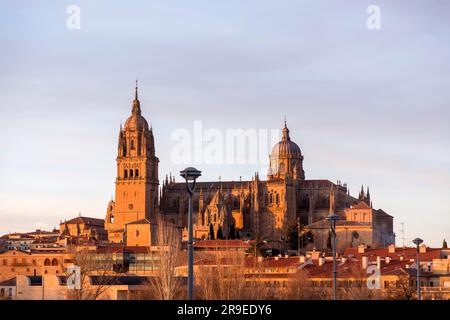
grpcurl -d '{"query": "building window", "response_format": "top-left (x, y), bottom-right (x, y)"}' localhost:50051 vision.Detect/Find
top-left (124, 170), bottom-right (128, 179)
top-left (52, 259), bottom-right (59, 266)
top-left (110, 214), bottom-right (115, 224)
top-left (44, 259), bottom-right (51, 266)
top-left (130, 169), bottom-right (134, 178)
top-left (135, 169), bottom-right (139, 178)
top-left (136, 230), bottom-right (140, 237)
top-left (276, 194), bottom-right (280, 205)
top-left (131, 140), bottom-right (135, 150)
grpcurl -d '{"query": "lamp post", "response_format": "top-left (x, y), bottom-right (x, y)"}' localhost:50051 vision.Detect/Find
top-left (326, 212), bottom-right (341, 300)
top-left (180, 167), bottom-right (202, 300)
top-left (297, 218), bottom-right (301, 256)
top-left (412, 237), bottom-right (423, 301)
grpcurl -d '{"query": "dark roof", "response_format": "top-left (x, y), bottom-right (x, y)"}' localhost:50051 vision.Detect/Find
top-left (126, 219), bottom-right (150, 225)
top-left (89, 276), bottom-right (151, 286)
top-left (64, 216), bottom-right (104, 226)
top-left (0, 278), bottom-right (16, 286)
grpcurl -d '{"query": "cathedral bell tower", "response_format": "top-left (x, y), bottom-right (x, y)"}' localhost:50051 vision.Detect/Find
top-left (105, 83), bottom-right (159, 243)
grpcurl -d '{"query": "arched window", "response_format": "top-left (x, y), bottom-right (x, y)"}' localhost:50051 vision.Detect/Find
top-left (270, 193), bottom-right (273, 204)
top-left (135, 169), bottom-right (139, 178)
top-left (136, 230), bottom-right (140, 237)
top-left (44, 259), bottom-right (51, 266)
top-left (131, 140), bottom-right (135, 150)
top-left (276, 193), bottom-right (280, 204)
top-left (130, 169), bottom-right (134, 178)
top-left (110, 214), bottom-right (115, 224)
top-left (51, 259), bottom-right (58, 266)
top-left (124, 170), bottom-right (128, 179)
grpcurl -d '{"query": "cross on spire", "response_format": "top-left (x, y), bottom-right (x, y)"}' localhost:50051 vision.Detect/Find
top-left (135, 78), bottom-right (139, 100)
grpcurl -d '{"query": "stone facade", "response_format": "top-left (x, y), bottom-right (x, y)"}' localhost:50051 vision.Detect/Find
top-left (105, 87), bottom-right (395, 250)
top-left (105, 84), bottom-right (159, 243)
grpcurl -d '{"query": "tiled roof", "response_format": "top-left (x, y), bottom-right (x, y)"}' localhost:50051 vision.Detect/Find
top-left (344, 247), bottom-right (441, 262)
top-left (95, 245), bottom-right (154, 254)
top-left (64, 216), bottom-right (104, 226)
top-left (194, 240), bottom-right (253, 249)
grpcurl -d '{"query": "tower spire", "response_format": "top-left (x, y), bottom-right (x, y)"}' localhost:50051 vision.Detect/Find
top-left (132, 79), bottom-right (141, 115)
top-left (135, 79), bottom-right (138, 100)
top-left (282, 117), bottom-right (290, 141)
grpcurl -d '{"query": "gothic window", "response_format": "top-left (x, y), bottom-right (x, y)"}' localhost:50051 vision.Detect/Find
top-left (135, 169), bottom-right (139, 177)
top-left (270, 193), bottom-right (273, 204)
top-left (110, 214), bottom-right (115, 224)
top-left (51, 259), bottom-right (58, 266)
top-left (124, 170), bottom-right (128, 179)
top-left (44, 259), bottom-right (51, 266)
top-left (131, 140), bottom-right (135, 150)
top-left (276, 194), bottom-right (280, 205)
top-left (130, 169), bottom-right (134, 178)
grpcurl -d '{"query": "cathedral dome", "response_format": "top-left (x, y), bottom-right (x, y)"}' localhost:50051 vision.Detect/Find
top-left (124, 113), bottom-right (149, 131)
top-left (270, 123), bottom-right (302, 157)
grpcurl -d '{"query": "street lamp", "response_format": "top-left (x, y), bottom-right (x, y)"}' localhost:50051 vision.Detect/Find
top-left (180, 167), bottom-right (201, 300)
top-left (412, 237), bottom-right (424, 301)
top-left (326, 212), bottom-right (341, 300)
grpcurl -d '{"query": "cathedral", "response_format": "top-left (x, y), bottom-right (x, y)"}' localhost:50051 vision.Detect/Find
top-left (105, 86), bottom-right (395, 251)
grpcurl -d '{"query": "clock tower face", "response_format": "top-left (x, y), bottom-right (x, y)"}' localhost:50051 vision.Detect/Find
top-left (105, 84), bottom-right (159, 241)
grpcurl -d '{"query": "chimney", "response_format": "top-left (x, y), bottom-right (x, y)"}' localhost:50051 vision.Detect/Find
top-left (319, 257), bottom-right (325, 266)
top-left (362, 256), bottom-right (368, 269)
top-left (419, 244), bottom-right (427, 253)
top-left (299, 256), bottom-right (306, 263)
top-left (376, 256), bottom-right (381, 269)
top-left (388, 244), bottom-right (395, 253)
top-left (358, 244), bottom-right (365, 253)
top-left (386, 256), bottom-right (391, 264)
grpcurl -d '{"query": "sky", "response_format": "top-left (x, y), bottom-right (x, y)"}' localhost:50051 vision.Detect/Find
top-left (0, 0), bottom-right (449, 247)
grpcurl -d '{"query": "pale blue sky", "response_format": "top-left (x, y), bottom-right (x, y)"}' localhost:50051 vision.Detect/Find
top-left (0, 1), bottom-right (449, 247)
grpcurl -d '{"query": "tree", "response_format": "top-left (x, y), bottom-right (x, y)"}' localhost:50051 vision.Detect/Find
top-left (246, 235), bottom-right (266, 257)
top-left (66, 247), bottom-right (117, 300)
top-left (285, 221), bottom-right (311, 252)
top-left (147, 214), bottom-right (185, 300)
top-left (194, 252), bottom-right (276, 300)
